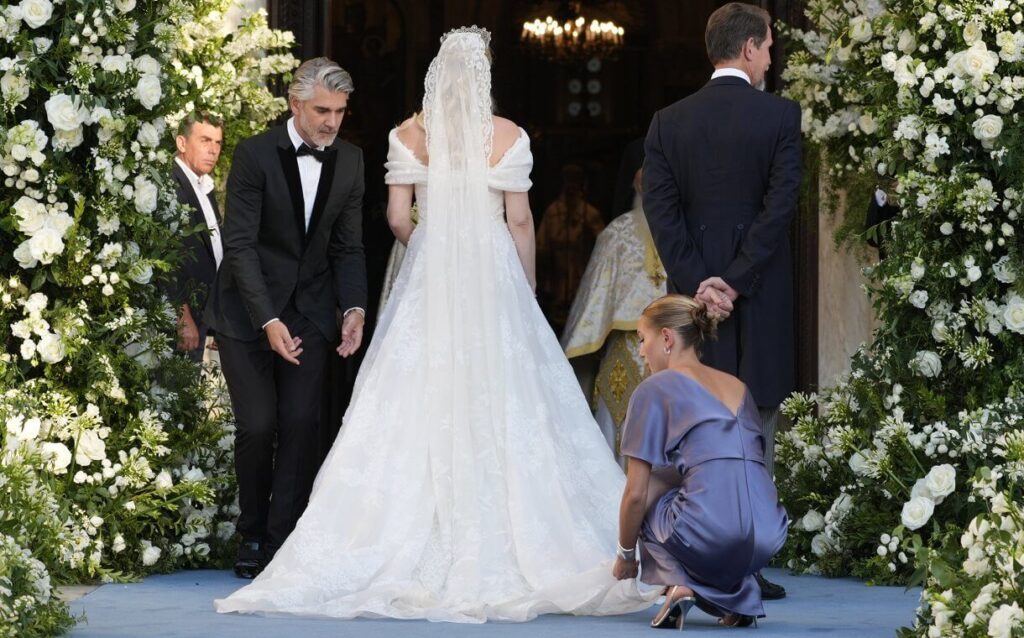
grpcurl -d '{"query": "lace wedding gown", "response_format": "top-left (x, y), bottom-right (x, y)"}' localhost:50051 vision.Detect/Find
top-left (215, 29), bottom-right (656, 623)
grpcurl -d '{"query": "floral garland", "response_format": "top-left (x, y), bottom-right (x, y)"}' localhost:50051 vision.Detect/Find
top-left (0, 0), bottom-right (297, 633)
top-left (777, 0), bottom-right (1024, 635)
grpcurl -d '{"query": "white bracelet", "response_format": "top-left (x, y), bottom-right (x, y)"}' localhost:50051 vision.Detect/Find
top-left (616, 541), bottom-right (637, 561)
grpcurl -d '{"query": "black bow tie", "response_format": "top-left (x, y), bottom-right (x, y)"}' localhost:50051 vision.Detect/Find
top-left (296, 143), bottom-right (330, 162)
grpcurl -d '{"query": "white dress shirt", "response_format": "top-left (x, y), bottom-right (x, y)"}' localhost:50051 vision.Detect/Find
top-left (174, 156), bottom-right (223, 268)
top-left (263, 119), bottom-right (364, 330)
top-left (287, 117), bottom-right (322, 231)
top-left (711, 67), bottom-right (752, 84)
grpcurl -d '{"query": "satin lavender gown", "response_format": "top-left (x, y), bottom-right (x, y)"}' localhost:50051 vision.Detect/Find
top-left (620, 369), bottom-right (788, 618)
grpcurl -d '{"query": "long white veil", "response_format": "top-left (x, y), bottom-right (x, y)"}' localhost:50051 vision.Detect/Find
top-left (419, 27), bottom-right (513, 579)
top-left (422, 27), bottom-right (496, 355)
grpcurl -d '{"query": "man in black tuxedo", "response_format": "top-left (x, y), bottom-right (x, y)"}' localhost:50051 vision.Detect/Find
top-left (170, 114), bottom-right (224, 362)
top-left (642, 2), bottom-right (801, 599)
top-left (205, 58), bottom-right (368, 578)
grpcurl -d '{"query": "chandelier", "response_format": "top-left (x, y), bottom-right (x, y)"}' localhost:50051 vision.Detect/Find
top-left (521, 1), bottom-right (625, 63)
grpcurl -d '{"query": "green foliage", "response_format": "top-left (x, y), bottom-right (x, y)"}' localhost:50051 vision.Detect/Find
top-left (0, 0), bottom-right (297, 632)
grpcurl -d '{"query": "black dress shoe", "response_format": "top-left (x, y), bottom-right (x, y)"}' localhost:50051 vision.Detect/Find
top-left (755, 571), bottom-right (786, 600)
top-left (234, 540), bottom-right (264, 580)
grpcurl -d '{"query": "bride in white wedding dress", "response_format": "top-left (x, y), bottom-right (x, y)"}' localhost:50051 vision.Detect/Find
top-left (215, 26), bottom-right (657, 623)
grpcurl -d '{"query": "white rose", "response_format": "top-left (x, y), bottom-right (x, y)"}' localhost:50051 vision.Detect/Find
top-left (134, 75), bottom-right (162, 110)
top-left (43, 210), bottom-right (72, 236)
top-left (100, 54), bottom-right (129, 74)
top-left (893, 56), bottom-right (919, 87)
top-left (128, 262), bottom-right (153, 285)
top-left (858, 114), bottom-right (877, 134)
top-left (216, 521), bottom-right (236, 540)
top-left (911, 259), bottom-right (926, 280)
top-left (831, 491), bottom-right (856, 516)
top-left (13, 240), bottom-right (38, 269)
top-left (801, 510), bottom-right (825, 532)
top-left (44, 94), bottom-right (86, 132)
top-left (911, 350), bottom-right (942, 378)
top-left (963, 22), bottom-right (983, 45)
top-left (993, 256), bottom-right (1017, 283)
top-left (115, 0), bottom-right (135, 12)
top-left (973, 114), bottom-right (1004, 147)
top-left (940, 222), bottom-right (954, 235)
top-left (810, 533), bottom-right (835, 556)
top-left (154, 470), bottom-right (173, 490)
top-left (137, 122), bottom-right (160, 148)
top-left (75, 429), bottom-right (106, 465)
top-left (911, 477), bottom-right (933, 500)
top-left (898, 30), bottom-right (916, 54)
top-left (133, 55), bottom-right (161, 77)
top-left (988, 603), bottom-right (1024, 638)
top-left (924, 464), bottom-right (956, 502)
top-left (13, 195), bottom-right (47, 234)
top-left (141, 544), bottom-right (162, 566)
top-left (28, 227), bottom-right (64, 264)
top-left (112, 534), bottom-right (126, 553)
top-left (849, 16), bottom-right (873, 43)
top-left (1, 70), bottom-right (29, 103)
top-left (1003, 296), bottom-right (1024, 333)
top-left (901, 496), bottom-right (935, 530)
top-left (19, 0), bottom-right (52, 29)
top-left (848, 450), bottom-right (871, 477)
top-left (20, 338), bottom-right (36, 359)
top-left (909, 290), bottom-right (929, 308)
top-left (41, 442), bottom-right (71, 472)
top-left (181, 467), bottom-right (206, 483)
top-left (23, 292), bottom-right (47, 314)
top-left (52, 126), bottom-right (84, 151)
top-left (133, 175), bottom-right (158, 214)
top-left (17, 416), bottom-right (40, 440)
top-left (36, 331), bottom-right (64, 363)
top-left (950, 42), bottom-right (999, 80)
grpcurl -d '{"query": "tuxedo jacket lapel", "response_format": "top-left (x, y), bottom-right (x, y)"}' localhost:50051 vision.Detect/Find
top-left (305, 147), bottom-right (338, 242)
top-left (174, 163), bottom-right (215, 261)
top-left (276, 132), bottom-right (307, 244)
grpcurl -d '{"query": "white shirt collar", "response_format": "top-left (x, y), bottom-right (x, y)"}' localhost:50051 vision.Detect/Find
top-left (711, 67), bottom-right (752, 84)
top-left (287, 117), bottom-right (326, 151)
top-left (174, 156), bottom-right (214, 195)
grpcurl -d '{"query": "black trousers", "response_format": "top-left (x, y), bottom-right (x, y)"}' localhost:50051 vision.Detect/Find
top-left (217, 304), bottom-right (329, 553)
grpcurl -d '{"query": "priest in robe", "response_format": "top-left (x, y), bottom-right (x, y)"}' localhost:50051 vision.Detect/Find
top-left (561, 169), bottom-right (667, 462)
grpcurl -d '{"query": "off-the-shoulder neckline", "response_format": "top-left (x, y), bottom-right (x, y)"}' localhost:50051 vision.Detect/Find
top-left (389, 127), bottom-right (528, 170)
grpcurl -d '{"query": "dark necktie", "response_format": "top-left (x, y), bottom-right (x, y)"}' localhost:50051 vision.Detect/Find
top-left (296, 143), bottom-right (330, 162)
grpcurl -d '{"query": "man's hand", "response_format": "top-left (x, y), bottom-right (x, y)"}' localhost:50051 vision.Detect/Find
top-left (698, 276), bottom-right (739, 302)
top-left (337, 311), bottom-right (365, 358)
top-left (207, 337), bottom-right (218, 351)
top-left (612, 556), bottom-right (639, 580)
top-left (696, 276), bottom-right (739, 320)
top-left (265, 320), bottom-right (303, 365)
top-left (177, 306), bottom-right (200, 352)
top-left (695, 287), bottom-right (733, 320)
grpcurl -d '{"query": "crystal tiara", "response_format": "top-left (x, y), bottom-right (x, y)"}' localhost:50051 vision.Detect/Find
top-left (440, 25), bottom-right (491, 46)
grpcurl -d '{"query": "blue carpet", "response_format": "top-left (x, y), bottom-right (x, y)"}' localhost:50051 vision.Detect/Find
top-left (68, 567), bottom-right (919, 637)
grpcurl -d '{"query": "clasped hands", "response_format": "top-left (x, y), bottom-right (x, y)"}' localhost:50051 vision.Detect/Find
top-left (695, 276), bottom-right (738, 320)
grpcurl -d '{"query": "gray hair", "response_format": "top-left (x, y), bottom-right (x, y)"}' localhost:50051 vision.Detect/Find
top-left (288, 57), bottom-right (355, 101)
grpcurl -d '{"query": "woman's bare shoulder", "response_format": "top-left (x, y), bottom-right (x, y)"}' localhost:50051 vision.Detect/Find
top-left (492, 116), bottom-right (521, 138)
